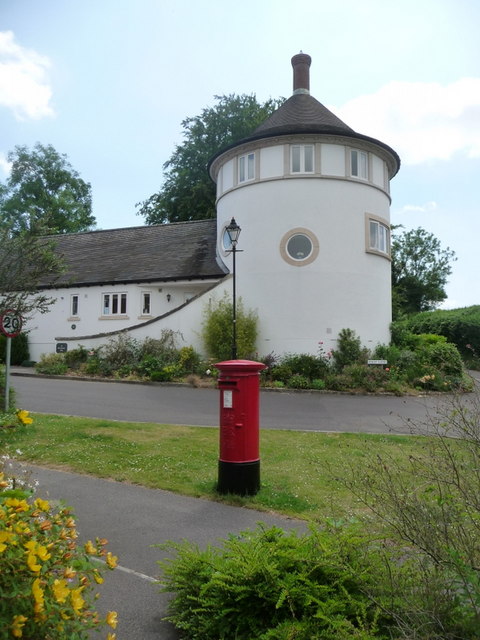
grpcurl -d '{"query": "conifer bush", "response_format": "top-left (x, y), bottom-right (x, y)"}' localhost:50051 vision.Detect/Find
top-left (158, 523), bottom-right (391, 640)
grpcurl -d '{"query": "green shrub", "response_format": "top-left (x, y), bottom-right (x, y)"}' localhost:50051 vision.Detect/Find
top-left (202, 293), bottom-right (258, 361)
top-left (372, 343), bottom-right (402, 367)
top-left (64, 345), bottom-right (88, 369)
top-left (332, 328), bottom-right (368, 371)
top-left (402, 305), bottom-right (480, 357)
top-left (287, 374), bottom-right (310, 389)
top-left (158, 523), bottom-right (391, 640)
top-left (269, 363), bottom-right (293, 384)
top-left (35, 353), bottom-right (68, 375)
top-left (0, 333), bottom-right (30, 365)
top-left (178, 346), bottom-right (201, 374)
top-left (101, 334), bottom-right (141, 368)
top-left (138, 331), bottom-right (180, 364)
top-left (342, 364), bottom-right (390, 392)
top-left (311, 378), bottom-right (326, 390)
top-left (419, 341), bottom-right (464, 378)
top-left (136, 355), bottom-right (165, 378)
top-left (281, 352), bottom-right (329, 380)
top-left (150, 364), bottom-right (183, 382)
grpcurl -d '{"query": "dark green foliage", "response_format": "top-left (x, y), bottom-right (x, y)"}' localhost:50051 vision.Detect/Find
top-left (391, 227), bottom-right (456, 317)
top-left (63, 345), bottom-right (88, 369)
top-left (396, 305), bottom-right (480, 358)
top-left (137, 94), bottom-right (283, 224)
top-left (341, 364), bottom-right (390, 393)
top-left (0, 333), bottom-right (29, 365)
top-left (0, 223), bottom-right (65, 319)
top-left (158, 523), bottom-right (389, 640)
top-left (0, 143), bottom-right (95, 234)
top-left (202, 293), bottom-right (258, 360)
top-left (266, 350), bottom-right (332, 389)
top-left (34, 353), bottom-right (68, 375)
top-left (32, 333), bottom-right (203, 382)
top-left (281, 353), bottom-right (330, 380)
top-left (286, 374), bottom-right (310, 389)
top-left (332, 329), bottom-right (367, 371)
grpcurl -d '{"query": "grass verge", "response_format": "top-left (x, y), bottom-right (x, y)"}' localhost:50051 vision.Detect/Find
top-left (0, 413), bottom-right (428, 521)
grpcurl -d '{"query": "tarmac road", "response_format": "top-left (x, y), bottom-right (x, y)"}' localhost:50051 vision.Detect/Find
top-left (10, 371), bottom-right (452, 434)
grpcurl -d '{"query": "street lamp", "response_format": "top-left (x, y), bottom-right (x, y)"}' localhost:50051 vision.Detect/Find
top-left (225, 217), bottom-right (241, 359)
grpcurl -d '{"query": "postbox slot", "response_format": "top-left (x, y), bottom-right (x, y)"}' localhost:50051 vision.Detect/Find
top-left (218, 380), bottom-right (237, 387)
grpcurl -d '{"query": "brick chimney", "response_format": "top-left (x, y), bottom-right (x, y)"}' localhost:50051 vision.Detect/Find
top-left (291, 52), bottom-right (311, 95)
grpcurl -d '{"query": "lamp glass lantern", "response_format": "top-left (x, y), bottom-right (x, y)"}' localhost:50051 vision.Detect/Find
top-left (225, 218), bottom-right (241, 359)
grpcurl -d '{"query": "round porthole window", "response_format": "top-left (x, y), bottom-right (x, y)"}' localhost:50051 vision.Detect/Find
top-left (286, 234), bottom-right (313, 260)
top-left (280, 228), bottom-right (319, 266)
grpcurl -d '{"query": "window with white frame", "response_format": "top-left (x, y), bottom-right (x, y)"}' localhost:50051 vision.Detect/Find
top-left (368, 219), bottom-right (390, 255)
top-left (103, 293), bottom-right (127, 316)
top-left (291, 144), bottom-right (314, 173)
top-left (351, 149), bottom-right (368, 180)
top-left (141, 292), bottom-right (151, 315)
top-left (238, 153), bottom-right (255, 183)
top-left (71, 294), bottom-right (79, 316)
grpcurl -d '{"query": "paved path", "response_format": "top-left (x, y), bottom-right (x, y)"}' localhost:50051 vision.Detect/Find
top-left (7, 461), bottom-right (306, 640)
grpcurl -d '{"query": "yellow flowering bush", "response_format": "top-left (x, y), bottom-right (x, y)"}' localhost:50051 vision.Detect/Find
top-left (0, 470), bottom-right (118, 639)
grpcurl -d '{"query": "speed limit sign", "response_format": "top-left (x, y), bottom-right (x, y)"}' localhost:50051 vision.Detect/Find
top-left (0, 310), bottom-right (23, 338)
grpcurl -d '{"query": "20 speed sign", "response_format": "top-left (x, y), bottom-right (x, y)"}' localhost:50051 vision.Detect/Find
top-left (0, 310), bottom-right (23, 338)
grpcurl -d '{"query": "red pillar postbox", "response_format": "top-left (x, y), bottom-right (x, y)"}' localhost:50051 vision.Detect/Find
top-left (216, 359), bottom-right (266, 495)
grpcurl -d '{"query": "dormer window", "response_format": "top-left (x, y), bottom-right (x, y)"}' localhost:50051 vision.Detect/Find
top-left (291, 145), bottom-right (314, 173)
top-left (351, 149), bottom-right (368, 180)
top-left (238, 153), bottom-right (255, 183)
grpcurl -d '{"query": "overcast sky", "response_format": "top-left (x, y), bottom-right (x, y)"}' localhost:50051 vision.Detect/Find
top-left (1, 0), bottom-right (479, 308)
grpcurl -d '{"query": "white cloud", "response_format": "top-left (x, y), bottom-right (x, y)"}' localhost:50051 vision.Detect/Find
top-left (397, 201), bottom-right (438, 214)
top-left (333, 79), bottom-right (480, 164)
top-left (0, 30), bottom-right (54, 120)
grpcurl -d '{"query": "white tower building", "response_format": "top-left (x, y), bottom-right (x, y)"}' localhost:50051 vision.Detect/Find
top-left (209, 53), bottom-right (400, 356)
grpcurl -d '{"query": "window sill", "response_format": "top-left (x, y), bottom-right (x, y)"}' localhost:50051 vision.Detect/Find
top-left (366, 248), bottom-right (391, 260)
top-left (99, 315), bottom-right (130, 320)
top-left (67, 316), bottom-right (80, 322)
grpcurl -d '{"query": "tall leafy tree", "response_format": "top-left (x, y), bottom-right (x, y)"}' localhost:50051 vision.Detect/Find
top-left (137, 94), bottom-right (283, 224)
top-left (0, 221), bottom-right (64, 318)
top-left (0, 143), bottom-right (95, 235)
top-left (391, 226), bottom-right (456, 317)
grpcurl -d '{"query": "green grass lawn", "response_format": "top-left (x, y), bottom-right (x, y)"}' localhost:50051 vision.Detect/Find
top-left (1, 414), bottom-right (428, 520)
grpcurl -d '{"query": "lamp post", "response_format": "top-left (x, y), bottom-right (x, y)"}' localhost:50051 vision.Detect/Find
top-left (225, 217), bottom-right (241, 360)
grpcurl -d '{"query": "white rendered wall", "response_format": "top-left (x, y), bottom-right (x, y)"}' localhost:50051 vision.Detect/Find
top-left (25, 280), bottom-right (221, 361)
top-left (216, 157), bottom-right (393, 356)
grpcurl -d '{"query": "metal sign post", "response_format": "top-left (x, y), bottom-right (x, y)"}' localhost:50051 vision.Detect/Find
top-left (0, 310), bottom-right (23, 412)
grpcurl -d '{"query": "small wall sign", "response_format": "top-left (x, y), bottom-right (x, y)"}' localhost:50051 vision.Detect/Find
top-left (56, 343), bottom-right (68, 353)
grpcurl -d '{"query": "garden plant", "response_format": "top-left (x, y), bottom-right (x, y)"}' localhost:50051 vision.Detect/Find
top-left (0, 417), bottom-right (118, 640)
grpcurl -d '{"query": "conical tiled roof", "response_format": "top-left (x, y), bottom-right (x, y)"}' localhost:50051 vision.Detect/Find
top-left (209, 53), bottom-right (400, 177)
top-left (252, 92), bottom-right (355, 137)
